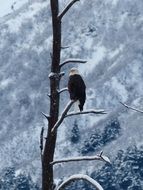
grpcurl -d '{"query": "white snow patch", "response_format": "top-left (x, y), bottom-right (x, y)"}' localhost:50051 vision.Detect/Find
top-left (28, 1), bottom-right (49, 16)
top-left (13, 0), bottom-right (28, 10)
top-left (6, 13), bottom-right (32, 32)
top-left (131, 98), bottom-right (143, 111)
top-left (0, 78), bottom-right (13, 89)
top-left (104, 0), bottom-right (119, 6)
top-left (131, 62), bottom-right (140, 77)
top-left (71, 45), bottom-right (81, 56)
top-left (15, 169), bottom-right (22, 177)
top-left (44, 36), bottom-right (53, 49)
top-left (79, 46), bottom-right (107, 76)
top-left (138, 16), bottom-right (143, 22)
top-left (111, 76), bottom-right (128, 101)
top-left (6, 1), bottom-right (48, 32)
top-left (23, 62), bottom-right (30, 67)
top-left (48, 72), bottom-right (56, 78)
top-left (112, 0), bottom-right (119, 6)
top-left (0, 0), bottom-right (28, 17)
top-left (117, 12), bottom-right (128, 28)
top-left (84, 37), bottom-right (93, 50)
top-left (108, 44), bottom-right (124, 59)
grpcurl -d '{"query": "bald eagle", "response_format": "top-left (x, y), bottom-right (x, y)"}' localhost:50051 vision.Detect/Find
top-left (68, 68), bottom-right (86, 111)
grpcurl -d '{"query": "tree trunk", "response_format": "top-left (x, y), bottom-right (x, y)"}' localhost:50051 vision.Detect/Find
top-left (42, 0), bottom-right (61, 190)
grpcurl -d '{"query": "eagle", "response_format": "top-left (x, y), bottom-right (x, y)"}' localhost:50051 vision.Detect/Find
top-left (68, 68), bottom-right (86, 111)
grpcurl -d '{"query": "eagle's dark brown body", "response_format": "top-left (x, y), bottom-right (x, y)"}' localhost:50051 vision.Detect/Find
top-left (68, 73), bottom-right (86, 111)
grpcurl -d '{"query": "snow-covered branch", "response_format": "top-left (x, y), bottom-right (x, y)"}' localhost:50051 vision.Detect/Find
top-left (51, 100), bottom-right (75, 133)
top-left (58, 87), bottom-right (68, 94)
top-left (61, 46), bottom-right (70, 49)
top-left (120, 102), bottom-right (143, 113)
top-left (60, 59), bottom-right (87, 68)
top-left (56, 174), bottom-right (104, 190)
top-left (65, 109), bottom-right (107, 117)
top-left (51, 152), bottom-right (111, 165)
top-left (58, 0), bottom-right (80, 20)
top-left (51, 103), bottom-right (106, 133)
top-left (59, 72), bottom-right (65, 78)
top-left (48, 72), bottom-right (65, 79)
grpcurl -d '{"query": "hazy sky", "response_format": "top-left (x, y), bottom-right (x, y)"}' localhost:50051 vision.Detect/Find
top-left (0, 0), bottom-right (27, 17)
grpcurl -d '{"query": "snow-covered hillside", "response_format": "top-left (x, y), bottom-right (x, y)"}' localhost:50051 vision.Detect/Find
top-left (0, 0), bottom-right (143, 189)
top-left (0, 0), bottom-right (29, 17)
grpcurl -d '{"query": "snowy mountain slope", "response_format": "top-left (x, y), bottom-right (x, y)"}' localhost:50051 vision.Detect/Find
top-left (0, 0), bottom-right (29, 18)
top-left (0, 0), bottom-right (51, 178)
top-left (0, 0), bottom-right (143, 187)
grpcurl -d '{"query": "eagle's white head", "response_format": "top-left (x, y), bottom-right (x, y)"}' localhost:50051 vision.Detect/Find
top-left (69, 68), bottom-right (79, 76)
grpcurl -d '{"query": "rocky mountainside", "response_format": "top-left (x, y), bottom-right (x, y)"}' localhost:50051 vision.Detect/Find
top-left (0, 0), bottom-right (143, 189)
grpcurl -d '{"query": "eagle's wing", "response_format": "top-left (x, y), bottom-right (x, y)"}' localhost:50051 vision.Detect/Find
top-left (68, 76), bottom-right (77, 100)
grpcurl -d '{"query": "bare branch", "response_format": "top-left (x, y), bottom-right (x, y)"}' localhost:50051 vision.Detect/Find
top-left (47, 93), bottom-right (51, 98)
top-left (99, 150), bottom-right (103, 156)
top-left (65, 109), bottom-right (107, 117)
top-left (41, 112), bottom-right (50, 121)
top-left (58, 87), bottom-right (68, 94)
top-left (59, 72), bottom-right (65, 78)
top-left (51, 100), bottom-right (75, 133)
top-left (50, 52), bottom-right (52, 59)
top-left (120, 101), bottom-right (143, 113)
top-left (98, 151), bottom-right (111, 164)
top-left (56, 174), bottom-right (104, 190)
top-left (40, 127), bottom-right (44, 159)
top-left (51, 106), bottom-right (106, 133)
top-left (51, 152), bottom-right (111, 165)
top-left (58, 0), bottom-right (80, 20)
top-left (60, 59), bottom-right (87, 68)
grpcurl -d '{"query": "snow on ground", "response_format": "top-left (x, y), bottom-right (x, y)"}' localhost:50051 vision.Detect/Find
top-left (79, 45), bottom-right (107, 76)
top-left (0, 125), bottom-right (41, 169)
top-left (117, 12), bottom-right (128, 29)
top-left (84, 36), bottom-right (93, 50)
top-left (0, 78), bottom-right (14, 89)
top-left (6, 1), bottom-right (48, 32)
top-left (111, 76), bottom-right (128, 102)
top-left (0, 0), bottom-right (28, 17)
top-left (112, 0), bottom-right (119, 6)
top-left (108, 44), bottom-right (124, 59)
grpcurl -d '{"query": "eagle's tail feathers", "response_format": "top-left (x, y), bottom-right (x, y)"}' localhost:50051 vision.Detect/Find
top-left (74, 100), bottom-right (80, 112)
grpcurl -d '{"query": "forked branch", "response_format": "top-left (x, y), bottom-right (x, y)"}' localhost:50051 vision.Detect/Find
top-left (51, 100), bottom-right (106, 133)
top-left (120, 101), bottom-right (143, 113)
top-left (51, 100), bottom-right (75, 133)
top-left (51, 101), bottom-right (106, 133)
top-left (60, 59), bottom-right (87, 68)
top-left (56, 174), bottom-right (104, 190)
top-left (58, 0), bottom-right (80, 20)
top-left (51, 151), bottom-right (111, 165)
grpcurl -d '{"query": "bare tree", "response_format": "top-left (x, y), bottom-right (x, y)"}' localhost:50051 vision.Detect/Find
top-left (41, 1), bottom-right (110, 190)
